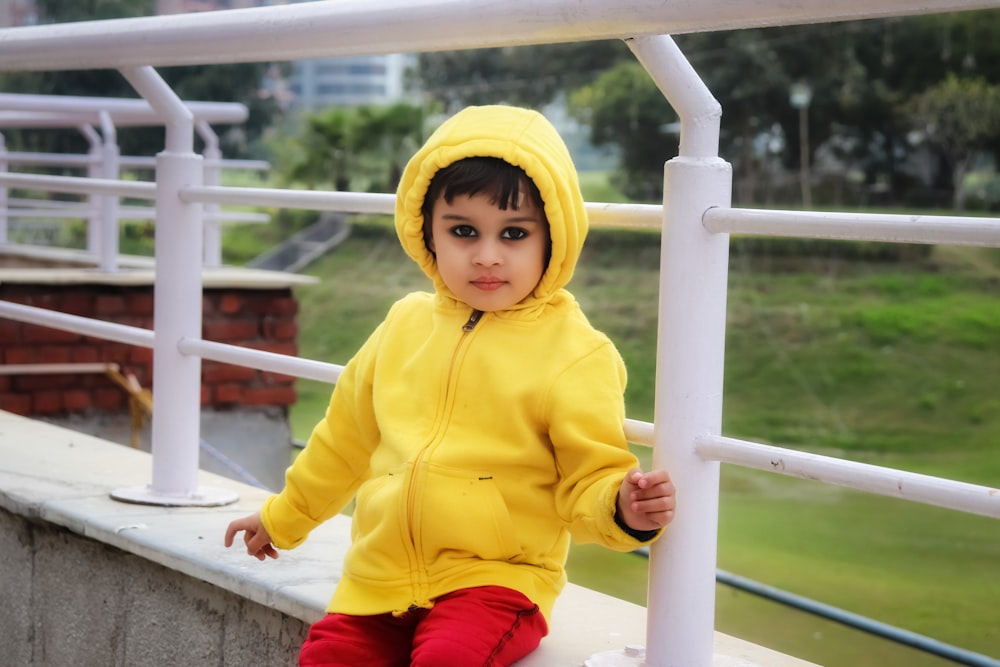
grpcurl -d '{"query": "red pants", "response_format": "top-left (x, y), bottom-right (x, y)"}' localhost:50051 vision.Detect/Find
top-left (299, 585), bottom-right (547, 667)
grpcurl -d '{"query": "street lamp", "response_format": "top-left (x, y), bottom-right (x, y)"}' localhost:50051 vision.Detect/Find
top-left (789, 81), bottom-right (813, 208)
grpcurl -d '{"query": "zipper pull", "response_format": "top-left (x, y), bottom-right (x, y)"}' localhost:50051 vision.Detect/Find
top-left (462, 310), bottom-right (483, 332)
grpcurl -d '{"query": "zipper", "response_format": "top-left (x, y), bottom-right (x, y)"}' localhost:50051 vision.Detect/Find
top-left (404, 307), bottom-right (484, 602)
top-left (462, 309), bottom-right (483, 332)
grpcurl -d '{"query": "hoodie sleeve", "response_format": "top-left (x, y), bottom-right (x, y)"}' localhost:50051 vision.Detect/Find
top-left (546, 339), bottom-right (660, 551)
top-left (260, 315), bottom-right (388, 550)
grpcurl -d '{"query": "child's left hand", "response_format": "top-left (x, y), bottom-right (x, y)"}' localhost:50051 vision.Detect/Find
top-left (618, 467), bottom-right (676, 532)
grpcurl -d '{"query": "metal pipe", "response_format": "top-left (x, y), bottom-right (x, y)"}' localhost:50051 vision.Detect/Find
top-left (626, 35), bottom-right (722, 158)
top-left (197, 120), bottom-right (223, 267)
top-left (0, 94), bottom-right (247, 125)
top-left (0, 0), bottom-right (995, 72)
top-left (119, 67), bottom-right (194, 155)
top-left (713, 570), bottom-right (1000, 667)
top-left (696, 434), bottom-right (1000, 519)
top-left (178, 337), bottom-right (343, 385)
top-left (0, 301), bottom-right (153, 348)
top-left (98, 110), bottom-right (120, 272)
top-left (703, 207), bottom-right (1000, 248)
top-left (0, 172), bottom-right (155, 198)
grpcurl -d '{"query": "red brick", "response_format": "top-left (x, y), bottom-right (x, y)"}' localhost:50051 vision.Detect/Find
top-left (0, 321), bottom-right (20, 345)
top-left (24, 325), bottom-right (81, 344)
top-left (127, 292), bottom-right (155, 317)
top-left (242, 385), bottom-right (296, 406)
top-left (95, 294), bottom-right (127, 317)
top-left (129, 346), bottom-right (154, 368)
top-left (203, 319), bottom-right (259, 342)
top-left (94, 387), bottom-right (126, 411)
top-left (14, 374), bottom-right (77, 391)
top-left (5, 347), bottom-right (38, 364)
top-left (33, 391), bottom-right (65, 414)
top-left (38, 346), bottom-right (72, 364)
top-left (70, 346), bottom-right (101, 363)
top-left (202, 362), bottom-right (257, 383)
top-left (0, 394), bottom-right (31, 415)
top-left (0, 376), bottom-right (9, 391)
top-left (261, 295), bottom-right (298, 317)
top-left (218, 293), bottom-right (245, 315)
top-left (63, 389), bottom-right (92, 412)
top-left (261, 318), bottom-right (297, 342)
top-left (58, 292), bottom-right (95, 316)
top-left (213, 383), bottom-right (244, 404)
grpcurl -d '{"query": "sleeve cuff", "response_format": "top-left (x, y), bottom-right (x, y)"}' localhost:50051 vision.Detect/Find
top-left (614, 505), bottom-right (662, 543)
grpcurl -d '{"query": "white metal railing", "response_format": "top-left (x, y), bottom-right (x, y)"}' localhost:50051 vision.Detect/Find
top-left (0, 93), bottom-right (268, 268)
top-left (2, 2), bottom-right (999, 666)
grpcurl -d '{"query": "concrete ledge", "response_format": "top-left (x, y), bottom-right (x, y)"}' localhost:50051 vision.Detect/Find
top-left (0, 410), bottom-right (818, 666)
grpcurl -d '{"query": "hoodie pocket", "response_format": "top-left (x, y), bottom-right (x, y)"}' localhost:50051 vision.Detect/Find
top-left (412, 462), bottom-right (522, 563)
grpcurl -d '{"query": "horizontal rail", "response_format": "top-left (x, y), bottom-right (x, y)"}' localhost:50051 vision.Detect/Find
top-left (177, 337), bottom-right (343, 385)
top-left (5, 207), bottom-right (268, 224)
top-left (0, 172), bottom-right (155, 198)
top-left (703, 207), bottom-right (1000, 248)
top-left (713, 569), bottom-right (1000, 667)
top-left (0, 153), bottom-right (269, 172)
top-left (0, 0), bottom-right (995, 71)
top-left (0, 93), bottom-right (247, 124)
top-left (0, 301), bottom-right (153, 348)
top-left (696, 434), bottom-right (1000, 519)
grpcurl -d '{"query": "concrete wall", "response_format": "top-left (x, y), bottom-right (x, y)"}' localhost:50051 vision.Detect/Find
top-left (0, 507), bottom-right (306, 667)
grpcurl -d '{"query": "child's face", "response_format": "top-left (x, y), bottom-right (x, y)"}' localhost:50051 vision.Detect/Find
top-left (428, 190), bottom-right (548, 312)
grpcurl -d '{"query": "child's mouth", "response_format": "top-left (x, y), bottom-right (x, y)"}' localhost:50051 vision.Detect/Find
top-left (471, 278), bottom-right (505, 291)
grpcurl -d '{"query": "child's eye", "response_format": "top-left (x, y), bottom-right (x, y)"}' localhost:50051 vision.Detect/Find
top-left (450, 225), bottom-right (477, 238)
top-left (501, 227), bottom-right (528, 240)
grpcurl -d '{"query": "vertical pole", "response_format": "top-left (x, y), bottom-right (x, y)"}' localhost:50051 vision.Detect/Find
top-left (111, 66), bottom-right (237, 507)
top-left (98, 111), bottom-right (120, 273)
top-left (625, 34), bottom-right (731, 667)
top-left (0, 134), bottom-right (7, 244)
top-left (150, 148), bottom-right (204, 495)
top-left (197, 120), bottom-right (222, 268)
top-left (646, 154), bottom-right (732, 666)
top-left (80, 124), bottom-right (103, 254)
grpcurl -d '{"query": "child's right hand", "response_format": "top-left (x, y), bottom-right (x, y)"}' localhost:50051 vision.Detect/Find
top-left (224, 512), bottom-right (279, 561)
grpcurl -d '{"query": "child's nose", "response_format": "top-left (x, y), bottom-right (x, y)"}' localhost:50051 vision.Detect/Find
top-left (473, 239), bottom-right (502, 265)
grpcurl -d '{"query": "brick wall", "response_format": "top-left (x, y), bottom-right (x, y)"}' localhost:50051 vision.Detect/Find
top-left (0, 284), bottom-right (298, 417)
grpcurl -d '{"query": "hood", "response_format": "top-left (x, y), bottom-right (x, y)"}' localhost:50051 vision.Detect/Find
top-left (395, 105), bottom-right (588, 310)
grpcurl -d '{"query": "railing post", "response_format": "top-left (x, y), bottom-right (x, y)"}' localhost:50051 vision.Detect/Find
top-left (81, 124), bottom-right (103, 255)
top-left (110, 66), bottom-right (237, 507)
top-left (197, 120), bottom-right (223, 268)
top-left (646, 154), bottom-right (732, 667)
top-left (97, 111), bottom-right (120, 273)
top-left (0, 133), bottom-right (7, 244)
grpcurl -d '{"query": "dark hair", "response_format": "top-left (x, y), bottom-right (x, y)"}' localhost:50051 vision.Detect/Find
top-left (421, 157), bottom-right (546, 250)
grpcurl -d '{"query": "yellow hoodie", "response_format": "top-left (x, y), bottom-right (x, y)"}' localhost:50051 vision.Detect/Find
top-left (261, 105), bottom-right (658, 623)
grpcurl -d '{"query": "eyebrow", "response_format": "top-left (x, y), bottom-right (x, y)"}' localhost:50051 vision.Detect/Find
top-left (439, 213), bottom-right (543, 225)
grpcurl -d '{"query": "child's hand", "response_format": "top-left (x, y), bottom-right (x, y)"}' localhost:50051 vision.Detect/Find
top-left (224, 512), bottom-right (279, 561)
top-left (618, 468), bottom-right (676, 532)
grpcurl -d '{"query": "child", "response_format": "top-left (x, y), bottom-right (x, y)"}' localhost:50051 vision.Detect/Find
top-left (225, 105), bottom-right (676, 667)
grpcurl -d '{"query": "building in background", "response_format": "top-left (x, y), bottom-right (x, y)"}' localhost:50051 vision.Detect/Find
top-left (156, 0), bottom-right (417, 112)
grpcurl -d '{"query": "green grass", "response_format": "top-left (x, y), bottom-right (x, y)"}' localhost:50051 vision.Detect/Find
top-left (277, 185), bottom-right (1000, 665)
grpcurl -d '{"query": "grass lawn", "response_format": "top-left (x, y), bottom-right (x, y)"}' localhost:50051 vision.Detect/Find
top-left (281, 200), bottom-right (999, 665)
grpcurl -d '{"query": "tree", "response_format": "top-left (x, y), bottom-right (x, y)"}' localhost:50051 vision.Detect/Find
top-left (569, 61), bottom-right (679, 202)
top-left (908, 75), bottom-right (1000, 211)
top-left (417, 42), bottom-right (631, 111)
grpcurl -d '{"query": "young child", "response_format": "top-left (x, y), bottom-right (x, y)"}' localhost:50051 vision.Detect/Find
top-left (225, 105), bottom-right (676, 667)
